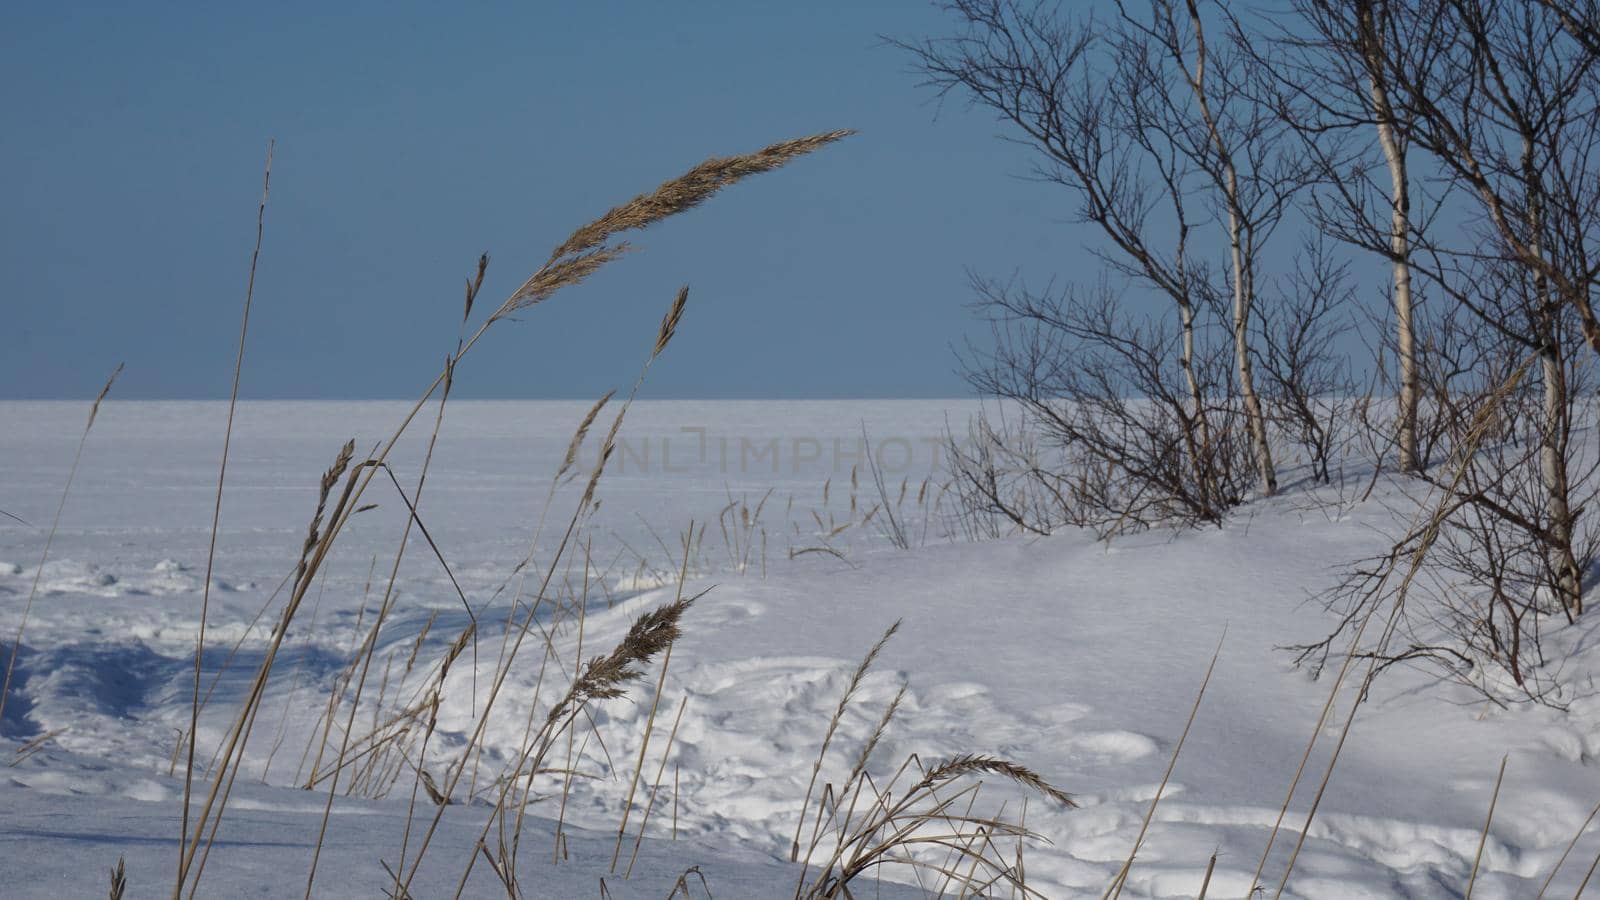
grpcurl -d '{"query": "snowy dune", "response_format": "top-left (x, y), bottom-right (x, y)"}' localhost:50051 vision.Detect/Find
top-left (3, 400), bottom-right (1600, 897)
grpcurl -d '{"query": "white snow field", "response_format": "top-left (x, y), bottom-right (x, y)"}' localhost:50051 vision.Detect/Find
top-left (3, 399), bottom-right (1600, 898)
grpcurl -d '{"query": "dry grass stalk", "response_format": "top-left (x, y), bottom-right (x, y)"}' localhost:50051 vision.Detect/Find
top-left (926, 785), bottom-right (1003, 897)
top-left (486, 407), bottom-right (623, 708)
top-left (0, 360), bottom-right (123, 739)
top-left (296, 562), bottom-right (376, 788)
top-left (377, 860), bottom-right (415, 900)
top-left (110, 856), bottom-right (127, 900)
top-left (181, 439), bottom-right (369, 899)
top-left (351, 622), bottom-right (475, 819)
top-left (447, 591), bottom-right (700, 897)
top-left (792, 620), bottom-right (903, 861)
top-left (302, 131), bottom-right (851, 754)
top-left (553, 549), bottom-right (592, 865)
top-left (0, 357), bottom-right (121, 771)
top-left (916, 756), bottom-right (1075, 809)
top-left (797, 744), bottom-right (1069, 900)
top-left (556, 592), bottom-right (693, 719)
top-left (420, 770), bottom-right (448, 807)
top-left (307, 347), bottom-right (470, 900)
top-left (578, 284), bottom-right (695, 524)
top-left (476, 841), bottom-right (512, 895)
top-left (462, 252), bottom-right (487, 325)
top-left (178, 138), bottom-right (273, 894)
top-left (296, 441), bottom-right (356, 589)
top-left (1465, 754), bottom-right (1508, 898)
top-left (498, 606), bottom-right (573, 872)
top-left (501, 244), bottom-right (633, 316)
top-left (261, 564), bottom-right (337, 784)
top-left (1015, 798), bottom-right (1028, 899)
top-left (655, 285), bottom-right (689, 356)
top-left (555, 391), bottom-right (616, 484)
top-left (667, 865), bottom-right (713, 899)
top-left (612, 535), bottom-right (693, 873)
top-left (1249, 354), bottom-right (1538, 896)
top-left (171, 129), bottom-right (847, 896)
top-left (1577, 841), bottom-right (1600, 898)
top-left (791, 677), bottom-right (1065, 899)
top-left (433, 297), bottom-right (703, 897)
top-left (494, 130), bottom-right (850, 324)
top-left (1259, 355), bottom-right (1539, 900)
top-left (403, 612), bottom-right (440, 679)
top-left (171, 565), bottom-right (296, 779)
top-left (434, 131), bottom-right (842, 743)
top-left (1105, 629), bottom-right (1224, 900)
top-left (625, 695), bottom-right (690, 877)
top-left (1536, 794), bottom-right (1600, 897)
top-left (9, 727), bottom-right (65, 767)
top-left (1197, 850), bottom-right (1217, 899)
top-left (836, 683), bottom-right (907, 807)
top-left (469, 527), bottom-right (677, 881)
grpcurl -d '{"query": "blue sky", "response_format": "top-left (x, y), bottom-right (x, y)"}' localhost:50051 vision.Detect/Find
top-left (1, 1), bottom-right (1095, 399)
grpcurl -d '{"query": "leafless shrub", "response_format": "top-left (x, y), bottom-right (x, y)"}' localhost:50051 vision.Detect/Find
top-left (1252, 243), bottom-right (1363, 486)
top-left (959, 276), bottom-right (1254, 537)
top-left (1297, 295), bottom-right (1600, 704)
top-left (942, 410), bottom-right (1067, 540)
top-left (899, 0), bottom-right (1339, 536)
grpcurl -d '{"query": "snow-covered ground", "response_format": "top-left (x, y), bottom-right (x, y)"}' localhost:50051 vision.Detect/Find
top-left (3, 400), bottom-right (1600, 898)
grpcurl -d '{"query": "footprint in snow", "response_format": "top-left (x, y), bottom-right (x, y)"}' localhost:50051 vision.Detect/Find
top-left (1064, 730), bottom-right (1160, 763)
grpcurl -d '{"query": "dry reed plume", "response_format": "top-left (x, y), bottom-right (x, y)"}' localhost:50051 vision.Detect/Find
top-left (555, 590), bottom-right (693, 714)
top-left (497, 130), bottom-right (852, 323)
top-left (543, 131), bottom-right (853, 266)
top-left (916, 754), bottom-right (1076, 809)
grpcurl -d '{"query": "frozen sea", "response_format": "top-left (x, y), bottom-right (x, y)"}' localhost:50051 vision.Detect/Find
top-left (3, 400), bottom-right (1600, 898)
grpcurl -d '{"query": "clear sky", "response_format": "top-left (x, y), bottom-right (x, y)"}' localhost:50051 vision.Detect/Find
top-left (0, 1), bottom-right (1090, 400)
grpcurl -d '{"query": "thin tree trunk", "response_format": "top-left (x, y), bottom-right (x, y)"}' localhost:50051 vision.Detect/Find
top-left (1361, 2), bottom-right (1420, 473)
top-left (1524, 137), bottom-right (1584, 614)
top-left (1227, 214), bottom-right (1277, 496)
top-left (1539, 336), bottom-right (1581, 613)
top-left (1381, 125), bottom-right (1420, 473)
top-left (1183, 0), bottom-right (1277, 496)
top-left (1178, 298), bottom-right (1218, 515)
top-left (1172, 206), bottom-right (1218, 517)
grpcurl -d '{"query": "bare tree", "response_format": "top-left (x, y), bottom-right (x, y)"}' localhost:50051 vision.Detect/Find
top-left (1383, 0), bottom-right (1600, 363)
top-left (1369, 0), bottom-right (1600, 613)
top-left (904, 0), bottom-right (1600, 702)
top-left (1533, 0), bottom-right (1600, 73)
top-left (1274, 0), bottom-right (1437, 473)
top-left (942, 409), bottom-right (1072, 540)
top-left (901, 0), bottom-right (1310, 508)
top-left (1136, 0), bottom-right (1293, 495)
top-left (901, 1), bottom-right (1231, 512)
top-left (1295, 262), bottom-right (1598, 703)
top-left (1362, 0), bottom-right (1421, 474)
